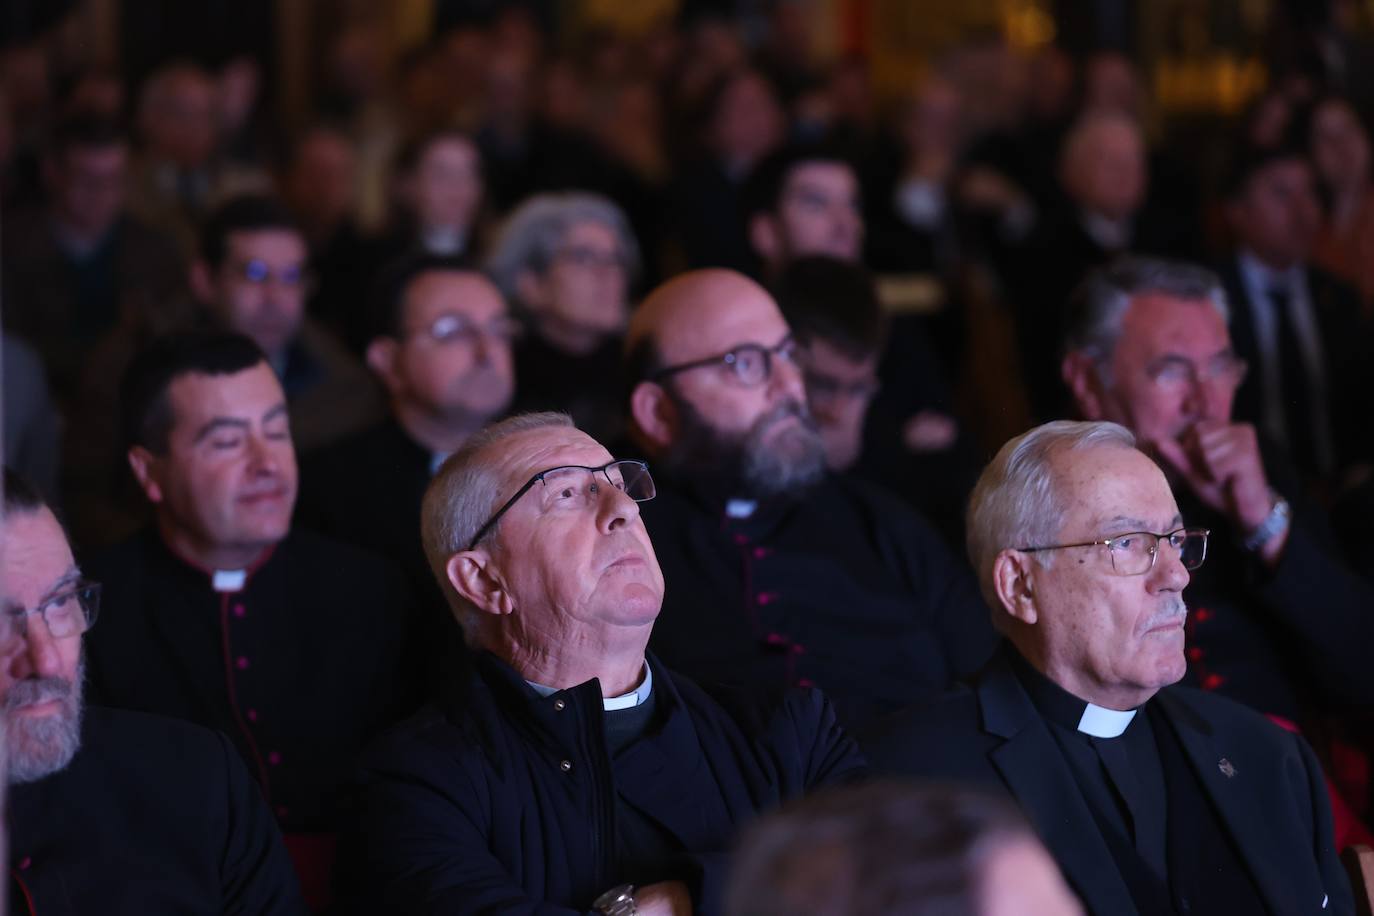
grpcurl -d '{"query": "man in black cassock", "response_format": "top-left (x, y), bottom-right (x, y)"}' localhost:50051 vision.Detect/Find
top-left (2, 467), bottom-right (305, 914)
top-left (82, 332), bottom-right (416, 909)
top-left (621, 268), bottom-right (995, 729)
top-left (864, 420), bottom-right (1352, 916)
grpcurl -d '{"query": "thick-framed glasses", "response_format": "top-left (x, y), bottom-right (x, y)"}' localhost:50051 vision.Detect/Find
top-left (405, 312), bottom-right (523, 347)
top-left (650, 338), bottom-right (800, 388)
top-left (1017, 527), bottom-right (1210, 576)
top-left (3, 582), bottom-right (101, 643)
top-left (465, 459), bottom-right (656, 550)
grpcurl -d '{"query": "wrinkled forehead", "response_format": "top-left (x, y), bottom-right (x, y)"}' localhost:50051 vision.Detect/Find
top-left (166, 363), bottom-right (287, 430)
top-left (1051, 445), bottom-right (1180, 537)
top-left (1, 508), bottom-right (76, 603)
top-left (488, 427), bottom-right (614, 494)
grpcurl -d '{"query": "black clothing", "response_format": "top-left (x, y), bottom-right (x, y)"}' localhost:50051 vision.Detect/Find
top-left (640, 474), bottom-right (996, 729)
top-left (343, 651), bottom-right (866, 915)
top-left (864, 647), bottom-right (1353, 916)
top-left (1220, 258), bottom-right (1374, 480)
top-left (8, 706), bottom-right (306, 915)
top-left (83, 528), bottom-right (417, 835)
top-left (511, 332), bottom-right (627, 444)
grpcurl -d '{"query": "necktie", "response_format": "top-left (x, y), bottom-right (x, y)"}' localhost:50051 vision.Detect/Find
top-left (1091, 735), bottom-right (1168, 880)
top-left (1267, 286), bottom-right (1321, 474)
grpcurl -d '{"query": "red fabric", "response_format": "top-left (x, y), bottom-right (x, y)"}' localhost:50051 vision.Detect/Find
top-left (1265, 714), bottom-right (1374, 849)
top-left (284, 832), bottom-right (337, 913)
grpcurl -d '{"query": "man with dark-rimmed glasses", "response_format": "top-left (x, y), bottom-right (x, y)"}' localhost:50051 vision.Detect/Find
top-left (622, 267), bottom-right (994, 729)
top-left (0, 466), bottom-right (306, 913)
top-left (342, 411), bottom-right (865, 915)
top-left (865, 420), bottom-right (1352, 916)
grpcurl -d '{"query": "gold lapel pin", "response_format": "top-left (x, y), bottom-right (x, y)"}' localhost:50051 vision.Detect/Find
top-left (1218, 758), bottom-right (1237, 778)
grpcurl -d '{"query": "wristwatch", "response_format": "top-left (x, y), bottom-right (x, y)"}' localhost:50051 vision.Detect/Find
top-left (593, 884), bottom-right (637, 916)
top-left (1242, 493), bottom-right (1291, 552)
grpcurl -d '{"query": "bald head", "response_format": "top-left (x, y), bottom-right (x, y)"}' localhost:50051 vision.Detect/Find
top-left (626, 268), bottom-right (824, 497)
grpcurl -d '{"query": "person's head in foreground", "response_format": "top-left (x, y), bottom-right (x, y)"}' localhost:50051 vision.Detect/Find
top-left (626, 268), bottom-right (827, 500)
top-left (725, 780), bottom-right (1083, 916)
top-left (421, 411), bottom-right (663, 696)
top-left (1, 468), bottom-right (99, 784)
top-left (966, 420), bottom-right (1207, 710)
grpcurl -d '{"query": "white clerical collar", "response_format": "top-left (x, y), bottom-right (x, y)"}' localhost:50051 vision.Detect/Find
top-left (211, 569), bottom-right (248, 592)
top-left (527, 664), bottom-right (653, 711)
top-left (725, 499), bottom-right (757, 519)
top-left (1077, 703), bottom-right (1137, 738)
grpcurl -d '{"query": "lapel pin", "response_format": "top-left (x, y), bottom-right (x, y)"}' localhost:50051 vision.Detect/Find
top-left (1218, 758), bottom-right (1237, 778)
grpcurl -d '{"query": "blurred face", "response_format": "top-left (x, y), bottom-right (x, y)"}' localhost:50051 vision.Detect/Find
top-left (1026, 446), bottom-right (1190, 708)
top-left (1, 508), bottom-right (85, 784)
top-left (211, 229), bottom-right (308, 357)
top-left (145, 71), bottom-right (217, 167)
top-left (533, 220), bottom-right (629, 335)
top-left (711, 72), bottom-right (784, 168)
top-left (486, 427), bottom-right (665, 634)
top-left (412, 137), bottom-right (482, 233)
top-left (775, 162), bottom-right (864, 261)
top-left (1064, 120), bottom-right (1145, 221)
top-left (977, 837), bottom-right (1084, 916)
top-left (388, 271), bottom-right (515, 421)
top-left (137, 363), bottom-right (297, 564)
top-left (801, 337), bottom-right (879, 471)
top-left (1088, 294), bottom-right (1242, 449)
top-left (1229, 158), bottom-right (1322, 269)
top-left (1310, 99), bottom-right (1370, 192)
top-left (285, 130), bottom-right (356, 234)
top-left (50, 143), bottom-right (128, 237)
top-left (655, 278), bottom-right (825, 496)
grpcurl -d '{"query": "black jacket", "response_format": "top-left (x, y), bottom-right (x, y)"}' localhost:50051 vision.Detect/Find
top-left (83, 528), bottom-right (417, 834)
top-left (8, 707), bottom-right (305, 915)
top-left (343, 651), bottom-right (866, 915)
top-left (641, 474), bottom-right (996, 729)
top-left (863, 649), bottom-right (1353, 916)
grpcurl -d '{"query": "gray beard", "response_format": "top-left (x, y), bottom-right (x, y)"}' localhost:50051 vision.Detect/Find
top-left (5, 657), bottom-right (84, 785)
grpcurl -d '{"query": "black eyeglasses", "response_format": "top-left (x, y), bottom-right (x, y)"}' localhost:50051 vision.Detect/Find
top-left (1016, 527), bottom-right (1210, 577)
top-left (650, 338), bottom-right (800, 387)
top-left (2, 581), bottom-right (101, 643)
top-left (465, 459), bottom-right (656, 550)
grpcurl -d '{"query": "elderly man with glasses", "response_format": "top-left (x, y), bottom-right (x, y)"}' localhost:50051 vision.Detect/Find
top-left (0, 467), bottom-right (306, 913)
top-left (1059, 257), bottom-right (1374, 844)
top-left (342, 411), bottom-right (864, 916)
top-left (864, 420), bottom-right (1352, 916)
top-left (622, 268), bottom-right (995, 730)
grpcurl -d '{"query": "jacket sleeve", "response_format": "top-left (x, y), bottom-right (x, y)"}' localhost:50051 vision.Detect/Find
top-left (1292, 730), bottom-right (1356, 915)
top-left (344, 753), bottom-right (593, 916)
top-left (1253, 516), bottom-right (1374, 707)
top-left (216, 731), bottom-right (309, 916)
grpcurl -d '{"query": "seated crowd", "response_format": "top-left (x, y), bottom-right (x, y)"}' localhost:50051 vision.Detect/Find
top-left (4, 6), bottom-right (1374, 915)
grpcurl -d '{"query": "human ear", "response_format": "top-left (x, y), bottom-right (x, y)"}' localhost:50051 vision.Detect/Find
top-left (629, 381), bottom-right (677, 452)
top-left (446, 550), bottom-right (514, 618)
top-left (992, 549), bottom-right (1038, 626)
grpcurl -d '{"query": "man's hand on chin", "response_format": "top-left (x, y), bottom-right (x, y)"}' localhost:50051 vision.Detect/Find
top-left (634, 880), bottom-right (693, 916)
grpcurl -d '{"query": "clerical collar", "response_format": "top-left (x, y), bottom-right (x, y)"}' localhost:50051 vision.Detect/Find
top-left (428, 451), bottom-right (450, 476)
top-left (725, 499), bottom-right (757, 519)
top-left (527, 663), bottom-right (653, 711)
top-left (1008, 649), bottom-right (1138, 738)
top-left (212, 569), bottom-right (248, 592)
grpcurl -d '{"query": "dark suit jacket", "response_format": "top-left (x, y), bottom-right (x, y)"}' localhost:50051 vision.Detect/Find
top-left (9, 707), bottom-right (306, 915)
top-left (342, 651), bottom-right (866, 915)
top-left (1219, 257), bottom-right (1374, 476)
top-left (863, 650), bottom-right (1353, 916)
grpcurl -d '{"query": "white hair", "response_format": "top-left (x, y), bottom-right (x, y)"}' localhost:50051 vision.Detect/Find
top-left (420, 411), bottom-right (575, 643)
top-left (966, 420), bottom-right (1137, 620)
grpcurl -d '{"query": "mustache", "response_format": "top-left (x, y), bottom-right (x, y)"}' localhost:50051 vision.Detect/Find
top-left (6, 676), bottom-right (75, 711)
top-left (755, 398), bottom-right (818, 434)
top-left (1139, 599), bottom-right (1188, 633)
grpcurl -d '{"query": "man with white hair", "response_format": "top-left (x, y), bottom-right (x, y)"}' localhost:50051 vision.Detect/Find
top-left (1, 467), bottom-right (305, 912)
top-left (344, 411), bottom-right (864, 915)
top-left (864, 420), bottom-right (1351, 916)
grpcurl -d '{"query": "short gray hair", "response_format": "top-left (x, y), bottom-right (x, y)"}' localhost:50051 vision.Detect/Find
top-left (966, 420), bottom-right (1137, 615)
top-left (484, 192), bottom-right (641, 306)
top-left (420, 411), bottom-right (576, 642)
top-left (1064, 256), bottom-right (1229, 365)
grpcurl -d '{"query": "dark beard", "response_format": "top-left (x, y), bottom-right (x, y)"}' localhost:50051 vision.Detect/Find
top-left (659, 393), bottom-right (826, 501)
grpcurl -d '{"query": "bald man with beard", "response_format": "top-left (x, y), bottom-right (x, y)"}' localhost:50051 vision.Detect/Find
top-left (623, 268), bottom-right (995, 728)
